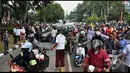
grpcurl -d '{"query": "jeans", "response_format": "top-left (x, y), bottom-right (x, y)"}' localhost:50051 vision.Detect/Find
top-left (51, 37), bottom-right (56, 44)
top-left (4, 40), bottom-right (9, 51)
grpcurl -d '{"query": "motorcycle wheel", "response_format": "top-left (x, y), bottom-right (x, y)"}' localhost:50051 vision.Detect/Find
top-left (111, 59), bottom-right (121, 71)
top-left (74, 55), bottom-right (83, 67)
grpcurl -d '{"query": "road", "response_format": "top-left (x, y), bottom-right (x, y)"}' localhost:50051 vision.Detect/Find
top-left (0, 42), bottom-right (128, 72)
top-left (0, 42), bottom-right (82, 72)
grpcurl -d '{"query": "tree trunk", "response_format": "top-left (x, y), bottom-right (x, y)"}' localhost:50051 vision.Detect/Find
top-left (23, 1), bottom-right (29, 24)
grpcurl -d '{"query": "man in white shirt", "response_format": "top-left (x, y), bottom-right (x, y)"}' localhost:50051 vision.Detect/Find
top-left (51, 26), bottom-right (57, 44)
top-left (50, 29), bottom-right (66, 70)
top-left (122, 44), bottom-right (130, 72)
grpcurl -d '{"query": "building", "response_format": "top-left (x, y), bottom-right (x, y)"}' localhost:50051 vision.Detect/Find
top-left (123, 1), bottom-right (130, 14)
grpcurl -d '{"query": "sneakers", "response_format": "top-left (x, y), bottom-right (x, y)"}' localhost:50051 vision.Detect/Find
top-left (54, 67), bottom-right (60, 70)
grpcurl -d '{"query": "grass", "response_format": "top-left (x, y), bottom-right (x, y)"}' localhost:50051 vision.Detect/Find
top-left (0, 35), bottom-right (25, 53)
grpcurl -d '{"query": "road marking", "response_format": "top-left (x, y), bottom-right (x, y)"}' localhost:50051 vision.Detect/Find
top-left (67, 53), bottom-right (72, 72)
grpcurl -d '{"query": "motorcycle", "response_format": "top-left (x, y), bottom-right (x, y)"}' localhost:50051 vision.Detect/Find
top-left (7, 45), bottom-right (50, 72)
top-left (108, 50), bottom-right (122, 72)
top-left (74, 43), bottom-right (85, 67)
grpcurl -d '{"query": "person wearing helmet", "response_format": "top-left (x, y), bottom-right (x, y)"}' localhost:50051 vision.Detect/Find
top-left (27, 33), bottom-right (42, 51)
top-left (91, 30), bottom-right (104, 49)
top-left (10, 40), bottom-right (38, 72)
top-left (82, 39), bottom-right (110, 72)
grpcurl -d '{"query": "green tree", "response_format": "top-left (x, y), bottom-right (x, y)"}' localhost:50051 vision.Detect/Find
top-left (126, 14), bottom-right (130, 25)
top-left (107, 1), bottom-right (128, 22)
top-left (37, 2), bottom-right (64, 23)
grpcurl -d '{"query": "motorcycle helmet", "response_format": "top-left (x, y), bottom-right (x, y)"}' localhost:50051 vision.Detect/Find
top-left (80, 31), bottom-right (85, 35)
top-left (91, 39), bottom-right (102, 53)
top-left (88, 65), bottom-right (95, 72)
top-left (28, 34), bottom-right (35, 42)
top-left (95, 31), bottom-right (101, 36)
top-left (21, 41), bottom-right (32, 52)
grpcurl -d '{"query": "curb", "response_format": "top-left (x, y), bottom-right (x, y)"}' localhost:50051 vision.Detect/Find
top-left (0, 44), bottom-right (22, 58)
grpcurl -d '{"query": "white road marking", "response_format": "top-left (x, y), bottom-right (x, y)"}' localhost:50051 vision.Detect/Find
top-left (67, 53), bottom-right (72, 72)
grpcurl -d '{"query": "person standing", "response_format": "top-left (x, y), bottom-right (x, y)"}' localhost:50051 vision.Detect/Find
top-left (13, 25), bottom-right (17, 44)
top-left (20, 26), bottom-right (26, 40)
top-left (50, 29), bottom-right (66, 71)
top-left (16, 26), bottom-right (21, 43)
top-left (3, 30), bottom-right (10, 51)
top-left (51, 26), bottom-right (57, 44)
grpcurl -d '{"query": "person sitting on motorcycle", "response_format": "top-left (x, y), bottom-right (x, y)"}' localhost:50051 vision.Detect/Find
top-left (79, 29), bottom-right (86, 43)
top-left (68, 28), bottom-right (79, 55)
top-left (82, 39), bottom-right (110, 72)
top-left (27, 33), bottom-right (42, 51)
top-left (91, 27), bottom-right (105, 50)
top-left (92, 27), bottom-right (104, 45)
top-left (10, 40), bottom-right (38, 72)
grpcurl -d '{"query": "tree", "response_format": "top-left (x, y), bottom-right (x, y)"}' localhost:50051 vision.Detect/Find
top-left (107, 1), bottom-right (128, 22)
top-left (37, 2), bottom-right (64, 23)
top-left (67, 1), bottom-right (128, 24)
top-left (126, 14), bottom-right (130, 25)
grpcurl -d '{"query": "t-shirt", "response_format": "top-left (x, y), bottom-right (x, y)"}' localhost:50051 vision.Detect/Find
top-left (51, 29), bottom-right (57, 37)
top-left (56, 34), bottom-right (66, 50)
top-left (16, 29), bottom-right (20, 36)
top-left (106, 28), bottom-right (111, 36)
top-left (20, 27), bottom-right (26, 34)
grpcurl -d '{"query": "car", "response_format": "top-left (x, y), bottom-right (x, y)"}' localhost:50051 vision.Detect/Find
top-left (56, 23), bottom-right (76, 37)
top-left (40, 26), bottom-right (53, 42)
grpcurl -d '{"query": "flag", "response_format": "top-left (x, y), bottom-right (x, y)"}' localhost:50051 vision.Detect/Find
top-left (91, 22), bottom-right (94, 30)
top-left (7, 9), bottom-right (10, 22)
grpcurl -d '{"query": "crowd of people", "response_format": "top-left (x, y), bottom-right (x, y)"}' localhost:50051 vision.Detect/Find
top-left (0, 21), bottom-right (130, 72)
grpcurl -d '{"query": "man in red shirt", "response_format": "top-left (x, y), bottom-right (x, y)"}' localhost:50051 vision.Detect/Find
top-left (82, 39), bottom-right (110, 72)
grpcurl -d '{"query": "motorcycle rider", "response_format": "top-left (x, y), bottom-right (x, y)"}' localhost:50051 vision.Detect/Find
top-left (10, 40), bottom-right (38, 72)
top-left (92, 27), bottom-right (104, 45)
top-left (82, 39), bottom-right (110, 72)
top-left (27, 33), bottom-right (42, 51)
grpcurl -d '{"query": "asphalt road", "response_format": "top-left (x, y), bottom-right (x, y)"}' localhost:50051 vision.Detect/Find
top-left (0, 41), bottom-right (128, 72)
